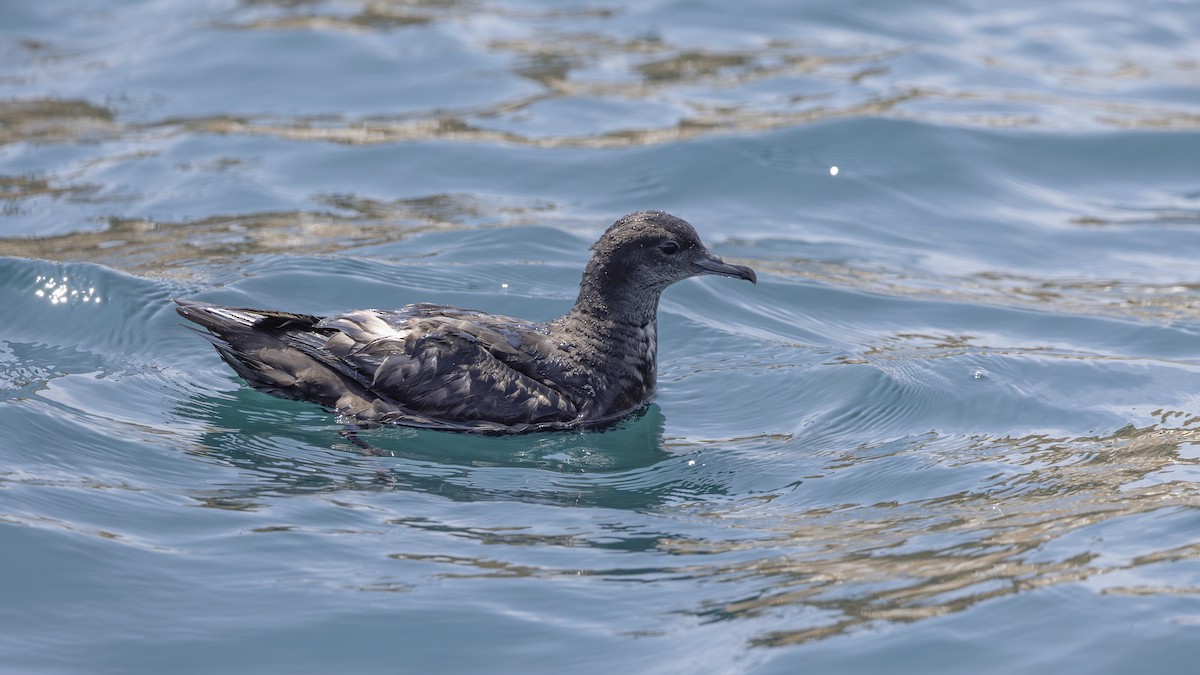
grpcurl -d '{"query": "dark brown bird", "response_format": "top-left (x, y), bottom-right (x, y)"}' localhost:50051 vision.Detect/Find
top-left (176, 210), bottom-right (756, 433)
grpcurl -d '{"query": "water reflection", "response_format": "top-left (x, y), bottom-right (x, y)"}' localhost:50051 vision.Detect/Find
top-left (661, 422), bottom-right (1200, 646)
top-left (0, 98), bottom-right (118, 145)
top-left (179, 408), bottom-right (1200, 645)
top-left (752, 256), bottom-right (1200, 324)
top-left (174, 84), bottom-right (919, 148)
top-left (182, 383), bottom-right (690, 510)
top-left (4, 0), bottom-right (1200, 664)
top-left (5, 1), bottom-right (1196, 170)
top-left (341, 406), bottom-right (671, 471)
top-left (1, 192), bottom-right (557, 275)
top-left (0, 174), bottom-right (100, 218)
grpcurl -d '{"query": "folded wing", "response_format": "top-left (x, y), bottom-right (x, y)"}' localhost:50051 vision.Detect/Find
top-left (317, 306), bottom-right (578, 427)
top-left (176, 300), bottom-right (578, 429)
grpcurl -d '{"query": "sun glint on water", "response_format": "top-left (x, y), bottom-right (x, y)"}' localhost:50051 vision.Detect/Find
top-left (33, 275), bottom-right (100, 305)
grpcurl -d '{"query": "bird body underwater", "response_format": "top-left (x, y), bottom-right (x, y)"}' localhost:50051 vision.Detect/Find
top-left (176, 211), bottom-right (756, 433)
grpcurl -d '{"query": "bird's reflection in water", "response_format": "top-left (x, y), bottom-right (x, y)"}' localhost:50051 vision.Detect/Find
top-left (341, 404), bottom-right (670, 470)
top-left (185, 385), bottom-right (681, 510)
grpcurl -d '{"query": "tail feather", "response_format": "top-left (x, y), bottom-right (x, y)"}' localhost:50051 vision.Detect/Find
top-left (173, 298), bottom-right (320, 332)
top-left (174, 298), bottom-right (387, 418)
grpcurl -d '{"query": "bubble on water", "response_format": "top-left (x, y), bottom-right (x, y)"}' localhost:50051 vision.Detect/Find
top-left (971, 369), bottom-right (986, 380)
top-left (829, 166), bottom-right (839, 176)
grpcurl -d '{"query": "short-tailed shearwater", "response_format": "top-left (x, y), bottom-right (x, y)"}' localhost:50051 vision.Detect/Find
top-left (176, 210), bottom-right (756, 432)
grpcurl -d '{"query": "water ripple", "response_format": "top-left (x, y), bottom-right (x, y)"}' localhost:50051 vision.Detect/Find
top-left (4, 1), bottom-right (1200, 671)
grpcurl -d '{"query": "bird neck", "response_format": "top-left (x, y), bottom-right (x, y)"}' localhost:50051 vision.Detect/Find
top-left (547, 265), bottom-right (663, 417)
top-left (555, 267), bottom-right (663, 366)
top-left (555, 298), bottom-right (660, 417)
top-left (567, 256), bottom-right (663, 328)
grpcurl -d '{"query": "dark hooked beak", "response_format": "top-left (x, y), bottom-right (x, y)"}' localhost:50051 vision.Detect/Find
top-left (695, 253), bottom-right (757, 284)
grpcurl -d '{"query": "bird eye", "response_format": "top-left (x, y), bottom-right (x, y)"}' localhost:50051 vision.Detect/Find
top-left (659, 241), bottom-right (680, 255)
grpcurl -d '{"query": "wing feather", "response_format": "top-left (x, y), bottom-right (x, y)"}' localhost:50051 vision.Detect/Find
top-left (313, 308), bottom-right (577, 425)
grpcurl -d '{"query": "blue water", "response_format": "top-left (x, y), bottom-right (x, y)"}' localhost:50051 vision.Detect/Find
top-left (3, 1), bottom-right (1200, 672)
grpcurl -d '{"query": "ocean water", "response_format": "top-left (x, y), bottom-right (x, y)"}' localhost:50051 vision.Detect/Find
top-left (3, 1), bottom-right (1200, 672)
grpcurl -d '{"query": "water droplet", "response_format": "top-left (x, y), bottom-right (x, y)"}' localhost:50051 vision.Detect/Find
top-left (829, 166), bottom-right (839, 176)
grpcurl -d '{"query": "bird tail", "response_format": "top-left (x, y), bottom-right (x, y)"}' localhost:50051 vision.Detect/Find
top-left (174, 298), bottom-right (378, 411)
top-left (173, 298), bottom-right (321, 333)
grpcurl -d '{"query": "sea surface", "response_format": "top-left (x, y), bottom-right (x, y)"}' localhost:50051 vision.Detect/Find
top-left (3, 1), bottom-right (1200, 673)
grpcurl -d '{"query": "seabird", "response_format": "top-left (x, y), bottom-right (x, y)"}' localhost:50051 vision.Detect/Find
top-left (176, 210), bottom-right (756, 433)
